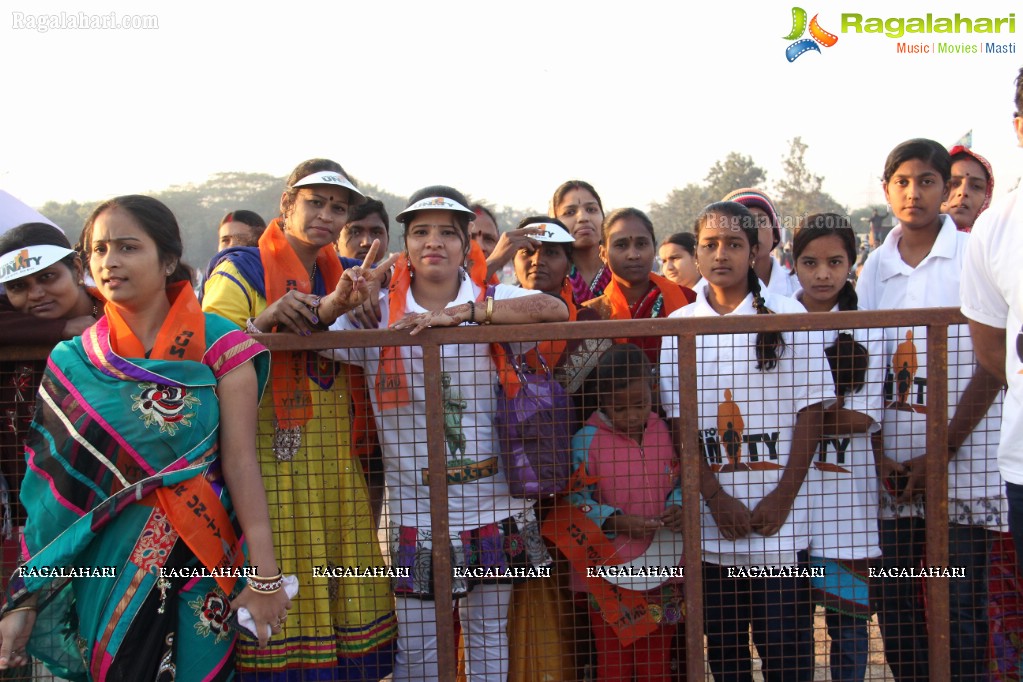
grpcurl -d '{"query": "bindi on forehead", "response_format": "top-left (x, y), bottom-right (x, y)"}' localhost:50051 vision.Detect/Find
top-left (305, 190), bottom-right (348, 203)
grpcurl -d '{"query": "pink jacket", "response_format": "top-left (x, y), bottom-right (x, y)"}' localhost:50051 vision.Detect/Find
top-left (569, 411), bottom-right (683, 592)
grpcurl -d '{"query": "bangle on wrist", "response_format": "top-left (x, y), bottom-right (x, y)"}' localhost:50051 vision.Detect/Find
top-left (4, 605), bottom-right (37, 615)
top-left (247, 571), bottom-right (284, 594)
top-left (468, 300), bottom-right (476, 324)
top-left (484, 296), bottom-right (494, 325)
top-left (246, 317), bottom-right (263, 334)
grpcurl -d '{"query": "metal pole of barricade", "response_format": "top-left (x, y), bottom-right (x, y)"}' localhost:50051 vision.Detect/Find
top-left (676, 332), bottom-right (706, 682)
top-left (422, 342), bottom-right (458, 680)
top-left (924, 324), bottom-right (950, 680)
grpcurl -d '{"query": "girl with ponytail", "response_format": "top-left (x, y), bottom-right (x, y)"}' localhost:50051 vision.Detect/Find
top-left (792, 213), bottom-right (885, 681)
top-left (659, 201), bottom-right (832, 682)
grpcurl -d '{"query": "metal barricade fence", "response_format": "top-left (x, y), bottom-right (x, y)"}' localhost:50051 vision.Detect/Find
top-left (0, 307), bottom-right (995, 680)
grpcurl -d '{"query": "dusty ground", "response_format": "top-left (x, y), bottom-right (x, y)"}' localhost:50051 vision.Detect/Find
top-left (743, 607), bottom-right (893, 681)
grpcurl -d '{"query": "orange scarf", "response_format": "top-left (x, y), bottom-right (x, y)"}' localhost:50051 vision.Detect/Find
top-left (377, 240), bottom-right (517, 409)
top-left (106, 283), bottom-right (244, 595)
top-left (259, 218), bottom-right (345, 429)
top-left (541, 499), bottom-right (659, 646)
top-left (104, 281), bottom-right (205, 363)
top-left (533, 278), bottom-right (578, 368)
top-left (602, 272), bottom-right (693, 320)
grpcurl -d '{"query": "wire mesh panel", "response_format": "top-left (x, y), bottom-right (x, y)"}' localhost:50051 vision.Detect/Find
top-left (0, 307), bottom-right (1016, 681)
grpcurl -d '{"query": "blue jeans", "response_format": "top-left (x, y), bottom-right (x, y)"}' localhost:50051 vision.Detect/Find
top-left (702, 561), bottom-right (814, 682)
top-left (870, 517), bottom-right (991, 681)
top-left (823, 609), bottom-right (868, 682)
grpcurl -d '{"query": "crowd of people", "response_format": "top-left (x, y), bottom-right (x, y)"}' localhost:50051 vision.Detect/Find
top-left (0, 69), bottom-right (1019, 682)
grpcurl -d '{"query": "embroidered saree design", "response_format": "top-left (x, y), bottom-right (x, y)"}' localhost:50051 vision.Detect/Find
top-left (6, 309), bottom-right (267, 681)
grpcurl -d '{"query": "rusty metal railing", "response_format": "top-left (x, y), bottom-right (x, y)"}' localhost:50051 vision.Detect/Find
top-left (0, 307), bottom-right (969, 680)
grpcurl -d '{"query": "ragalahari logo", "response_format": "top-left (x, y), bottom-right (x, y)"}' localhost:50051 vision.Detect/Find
top-left (784, 7), bottom-right (838, 62)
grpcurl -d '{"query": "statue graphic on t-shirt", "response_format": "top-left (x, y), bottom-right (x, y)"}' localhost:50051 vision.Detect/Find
top-left (717, 389), bottom-right (748, 473)
top-left (441, 372), bottom-right (469, 462)
top-left (893, 330), bottom-right (918, 406)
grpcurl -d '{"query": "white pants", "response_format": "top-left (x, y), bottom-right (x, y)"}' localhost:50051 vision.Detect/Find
top-left (393, 582), bottom-right (513, 681)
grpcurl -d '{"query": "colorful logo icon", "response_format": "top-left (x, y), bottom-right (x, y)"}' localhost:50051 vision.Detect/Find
top-left (784, 7), bottom-right (838, 62)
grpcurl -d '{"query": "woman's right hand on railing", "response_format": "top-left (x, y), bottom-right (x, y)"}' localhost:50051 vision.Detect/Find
top-left (0, 607), bottom-right (36, 669)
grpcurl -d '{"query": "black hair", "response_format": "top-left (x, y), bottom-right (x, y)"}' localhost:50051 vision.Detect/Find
top-left (399, 185), bottom-right (473, 250)
top-left (516, 215), bottom-right (573, 260)
top-left (695, 201), bottom-right (786, 371)
top-left (346, 198), bottom-right (389, 228)
top-left (661, 231), bottom-right (697, 257)
top-left (220, 209), bottom-right (267, 235)
top-left (1015, 67), bottom-right (1023, 117)
top-left (882, 138), bottom-right (952, 185)
top-left (601, 207), bottom-right (655, 245)
top-left (593, 343), bottom-right (655, 404)
top-left (470, 203), bottom-right (499, 231)
top-left (220, 209), bottom-right (266, 230)
top-left (0, 222), bottom-right (78, 273)
top-left (793, 213), bottom-right (868, 394)
top-left (82, 195), bottom-right (193, 285)
top-left (549, 180), bottom-right (605, 218)
top-left (282, 159), bottom-right (361, 219)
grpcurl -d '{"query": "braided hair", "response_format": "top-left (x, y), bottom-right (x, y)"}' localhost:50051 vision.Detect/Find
top-left (793, 213), bottom-right (868, 394)
top-left (697, 202), bottom-right (786, 371)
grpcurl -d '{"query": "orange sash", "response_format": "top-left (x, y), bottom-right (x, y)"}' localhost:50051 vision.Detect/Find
top-left (533, 279), bottom-right (578, 368)
top-left (377, 240), bottom-right (517, 409)
top-left (259, 219), bottom-right (345, 428)
top-left (104, 281), bottom-right (205, 363)
top-left (155, 474), bottom-right (244, 595)
top-left (541, 498), bottom-right (659, 646)
top-left (106, 283), bottom-right (244, 594)
top-left (602, 272), bottom-right (693, 320)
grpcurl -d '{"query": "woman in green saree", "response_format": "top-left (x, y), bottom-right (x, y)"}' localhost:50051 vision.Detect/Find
top-left (0, 195), bottom-right (371, 680)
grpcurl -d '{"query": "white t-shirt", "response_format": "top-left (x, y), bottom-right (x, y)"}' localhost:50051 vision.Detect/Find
top-left (791, 293), bottom-right (883, 561)
top-left (660, 284), bottom-right (834, 565)
top-left (330, 280), bottom-right (537, 533)
top-left (765, 257), bottom-right (797, 297)
top-left (857, 215), bottom-right (1004, 527)
top-left (961, 188), bottom-right (1023, 485)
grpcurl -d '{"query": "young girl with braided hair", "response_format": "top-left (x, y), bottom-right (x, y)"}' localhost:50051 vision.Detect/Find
top-left (660, 201), bottom-right (832, 682)
top-left (791, 213), bottom-right (885, 681)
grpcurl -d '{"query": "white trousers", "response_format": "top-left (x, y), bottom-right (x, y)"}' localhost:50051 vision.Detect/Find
top-left (393, 582), bottom-right (513, 681)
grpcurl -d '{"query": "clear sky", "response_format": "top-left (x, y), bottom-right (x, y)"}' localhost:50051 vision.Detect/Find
top-left (2, 0), bottom-right (1021, 217)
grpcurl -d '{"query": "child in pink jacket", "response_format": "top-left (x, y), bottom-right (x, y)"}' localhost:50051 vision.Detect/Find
top-left (569, 343), bottom-right (684, 682)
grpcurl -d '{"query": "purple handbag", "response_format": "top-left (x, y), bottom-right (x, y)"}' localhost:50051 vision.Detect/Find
top-left (494, 342), bottom-right (572, 498)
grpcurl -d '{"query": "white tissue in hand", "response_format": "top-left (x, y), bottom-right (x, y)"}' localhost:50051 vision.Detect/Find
top-left (236, 574), bottom-right (299, 639)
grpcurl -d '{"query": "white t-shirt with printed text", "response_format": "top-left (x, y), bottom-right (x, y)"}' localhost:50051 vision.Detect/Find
top-left (330, 280), bottom-right (538, 533)
top-left (857, 215), bottom-right (1004, 528)
top-left (792, 293), bottom-right (884, 561)
top-left (660, 284), bottom-right (834, 565)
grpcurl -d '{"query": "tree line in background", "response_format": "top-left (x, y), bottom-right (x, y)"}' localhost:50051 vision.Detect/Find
top-left (647, 137), bottom-right (884, 243)
top-left (36, 137), bottom-right (881, 270)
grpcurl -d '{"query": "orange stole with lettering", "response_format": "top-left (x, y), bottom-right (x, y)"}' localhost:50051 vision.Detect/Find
top-left (106, 283), bottom-right (244, 595)
top-left (377, 240), bottom-right (519, 409)
top-left (541, 497), bottom-right (658, 646)
top-left (259, 218), bottom-right (345, 429)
